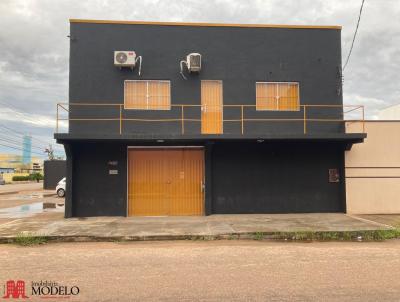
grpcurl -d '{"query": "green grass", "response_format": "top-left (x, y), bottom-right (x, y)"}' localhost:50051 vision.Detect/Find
top-left (227, 234), bottom-right (239, 240)
top-left (6, 229), bottom-right (400, 245)
top-left (266, 229), bottom-right (400, 241)
top-left (361, 229), bottom-right (400, 241)
top-left (253, 232), bottom-right (264, 240)
top-left (14, 232), bottom-right (48, 246)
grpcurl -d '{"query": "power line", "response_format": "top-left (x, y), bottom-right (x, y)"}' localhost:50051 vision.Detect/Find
top-left (0, 100), bottom-right (52, 126)
top-left (0, 143), bottom-right (45, 156)
top-left (0, 103), bottom-right (49, 128)
top-left (343, 0), bottom-right (366, 71)
top-left (0, 137), bottom-right (46, 152)
top-left (0, 131), bottom-right (53, 150)
top-left (0, 101), bottom-right (63, 150)
top-left (0, 102), bottom-right (63, 148)
top-left (0, 123), bottom-right (63, 150)
top-left (0, 124), bottom-right (48, 146)
top-left (0, 124), bottom-right (25, 136)
top-left (0, 136), bottom-right (45, 152)
top-left (0, 103), bottom-right (65, 154)
top-left (0, 142), bottom-right (44, 156)
top-left (0, 131), bottom-right (48, 149)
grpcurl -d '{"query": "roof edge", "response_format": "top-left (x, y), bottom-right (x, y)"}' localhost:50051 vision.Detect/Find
top-left (69, 19), bottom-right (342, 30)
top-left (350, 120), bottom-right (400, 123)
top-left (55, 133), bottom-right (365, 141)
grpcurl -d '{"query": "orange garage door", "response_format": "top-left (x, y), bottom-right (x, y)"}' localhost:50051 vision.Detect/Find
top-left (128, 148), bottom-right (204, 216)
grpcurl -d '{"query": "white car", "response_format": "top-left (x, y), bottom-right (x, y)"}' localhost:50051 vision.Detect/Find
top-left (56, 177), bottom-right (66, 197)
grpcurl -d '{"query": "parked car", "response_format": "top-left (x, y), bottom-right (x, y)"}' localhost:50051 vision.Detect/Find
top-left (56, 177), bottom-right (66, 197)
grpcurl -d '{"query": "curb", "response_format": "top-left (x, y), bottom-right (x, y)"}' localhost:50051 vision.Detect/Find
top-left (43, 193), bottom-right (57, 197)
top-left (0, 191), bottom-right (18, 196)
top-left (2, 229), bottom-right (399, 244)
top-left (0, 191), bottom-right (57, 197)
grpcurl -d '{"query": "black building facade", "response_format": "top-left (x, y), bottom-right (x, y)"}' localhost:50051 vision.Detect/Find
top-left (56, 19), bottom-right (365, 217)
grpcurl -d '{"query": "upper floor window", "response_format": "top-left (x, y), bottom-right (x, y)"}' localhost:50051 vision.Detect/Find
top-left (124, 80), bottom-right (171, 110)
top-left (256, 82), bottom-right (300, 111)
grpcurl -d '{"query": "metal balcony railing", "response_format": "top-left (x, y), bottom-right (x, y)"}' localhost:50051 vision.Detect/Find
top-left (56, 103), bottom-right (365, 135)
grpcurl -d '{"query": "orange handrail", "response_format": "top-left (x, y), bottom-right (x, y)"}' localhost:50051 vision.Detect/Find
top-left (56, 103), bottom-right (365, 135)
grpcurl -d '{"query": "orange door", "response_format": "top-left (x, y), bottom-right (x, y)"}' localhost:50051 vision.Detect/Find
top-left (128, 148), bottom-right (204, 216)
top-left (201, 80), bottom-right (223, 134)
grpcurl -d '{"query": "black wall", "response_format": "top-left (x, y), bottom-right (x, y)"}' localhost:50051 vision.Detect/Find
top-left (211, 142), bottom-right (345, 213)
top-left (69, 22), bottom-right (343, 136)
top-left (43, 160), bottom-right (66, 190)
top-left (69, 143), bottom-right (127, 217)
top-left (64, 141), bottom-right (345, 217)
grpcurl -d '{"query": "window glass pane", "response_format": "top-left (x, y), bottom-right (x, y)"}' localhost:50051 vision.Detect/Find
top-left (125, 81), bottom-right (147, 109)
top-left (256, 83), bottom-right (276, 110)
top-left (147, 81), bottom-right (159, 110)
top-left (278, 83), bottom-right (299, 111)
top-left (125, 81), bottom-right (170, 110)
top-left (256, 82), bottom-right (299, 111)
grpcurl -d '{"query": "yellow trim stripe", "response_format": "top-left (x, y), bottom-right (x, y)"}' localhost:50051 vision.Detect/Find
top-left (69, 19), bottom-right (341, 30)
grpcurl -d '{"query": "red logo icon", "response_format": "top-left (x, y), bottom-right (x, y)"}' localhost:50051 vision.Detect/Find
top-left (3, 280), bottom-right (28, 299)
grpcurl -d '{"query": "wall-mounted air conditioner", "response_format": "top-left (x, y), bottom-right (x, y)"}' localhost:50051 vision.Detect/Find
top-left (114, 51), bottom-right (142, 75)
top-left (180, 53), bottom-right (202, 79)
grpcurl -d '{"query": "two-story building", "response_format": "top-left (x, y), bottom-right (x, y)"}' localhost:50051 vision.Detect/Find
top-left (55, 19), bottom-right (366, 217)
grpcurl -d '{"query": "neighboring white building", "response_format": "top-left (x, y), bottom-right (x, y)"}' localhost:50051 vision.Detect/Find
top-left (379, 103), bottom-right (400, 120)
top-left (346, 121), bottom-right (400, 214)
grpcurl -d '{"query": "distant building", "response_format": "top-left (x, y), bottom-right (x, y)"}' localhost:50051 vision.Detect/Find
top-left (0, 153), bottom-right (43, 172)
top-left (22, 135), bottom-right (32, 165)
top-left (0, 167), bottom-right (15, 173)
top-left (0, 154), bottom-right (22, 169)
top-left (379, 103), bottom-right (400, 120)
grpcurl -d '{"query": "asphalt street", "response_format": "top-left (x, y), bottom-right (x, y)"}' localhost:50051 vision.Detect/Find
top-left (1, 240), bottom-right (399, 301)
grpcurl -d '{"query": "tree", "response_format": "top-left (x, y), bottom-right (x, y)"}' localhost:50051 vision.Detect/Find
top-left (44, 145), bottom-right (54, 160)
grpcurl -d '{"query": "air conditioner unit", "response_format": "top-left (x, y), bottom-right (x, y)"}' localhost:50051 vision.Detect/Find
top-left (180, 53), bottom-right (202, 79)
top-left (187, 53), bottom-right (201, 72)
top-left (114, 51), bottom-right (142, 75)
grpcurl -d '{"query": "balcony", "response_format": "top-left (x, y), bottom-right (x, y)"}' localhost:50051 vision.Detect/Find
top-left (56, 103), bottom-right (365, 137)
top-left (54, 102), bottom-right (366, 150)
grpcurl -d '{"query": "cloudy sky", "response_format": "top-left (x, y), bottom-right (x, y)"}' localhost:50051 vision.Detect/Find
top-left (0, 0), bottom-right (399, 157)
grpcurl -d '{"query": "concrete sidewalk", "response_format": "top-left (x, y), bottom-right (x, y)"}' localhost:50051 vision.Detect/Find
top-left (0, 213), bottom-right (395, 242)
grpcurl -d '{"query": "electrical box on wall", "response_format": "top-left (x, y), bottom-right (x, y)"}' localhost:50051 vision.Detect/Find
top-left (328, 169), bottom-right (340, 183)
